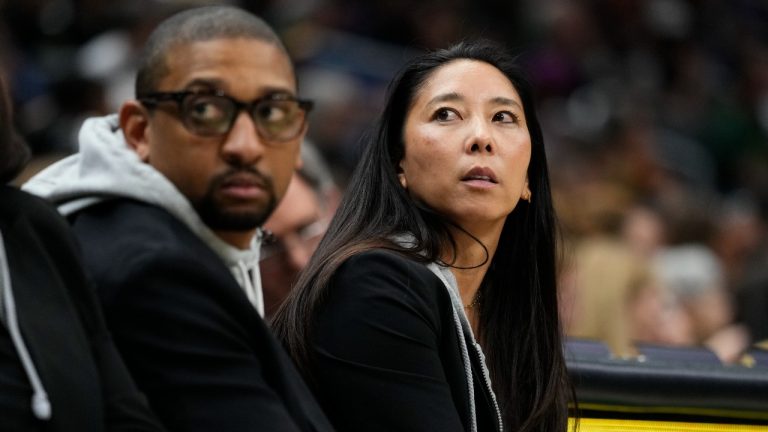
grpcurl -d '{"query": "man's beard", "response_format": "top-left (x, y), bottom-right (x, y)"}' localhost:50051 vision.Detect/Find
top-left (193, 168), bottom-right (277, 231)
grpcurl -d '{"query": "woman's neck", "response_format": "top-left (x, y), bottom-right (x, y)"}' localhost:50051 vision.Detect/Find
top-left (443, 221), bottom-right (503, 317)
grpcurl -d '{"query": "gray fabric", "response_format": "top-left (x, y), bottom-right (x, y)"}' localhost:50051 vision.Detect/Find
top-left (426, 262), bottom-right (503, 432)
top-left (426, 262), bottom-right (478, 432)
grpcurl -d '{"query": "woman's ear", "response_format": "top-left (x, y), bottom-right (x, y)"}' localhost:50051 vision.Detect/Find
top-left (119, 100), bottom-right (151, 162)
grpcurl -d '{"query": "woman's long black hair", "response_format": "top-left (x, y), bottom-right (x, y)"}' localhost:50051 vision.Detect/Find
top-left (272, 39), bottom-right (572, 431)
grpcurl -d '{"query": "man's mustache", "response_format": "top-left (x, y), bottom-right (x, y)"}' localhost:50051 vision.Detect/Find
top-left (214, 167), bottom-right (274, 192)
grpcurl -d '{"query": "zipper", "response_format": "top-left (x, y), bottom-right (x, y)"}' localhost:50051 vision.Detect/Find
top-left (472, 341), bottom-right (504, 432)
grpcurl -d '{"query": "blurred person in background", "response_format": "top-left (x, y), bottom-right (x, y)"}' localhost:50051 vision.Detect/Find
top-left (654, 244), bottom-right (750, 363)
top-left (710, 193), bottom-right (768, 347)
top-left (649, 188), bottom-right (752, 362)
top-left (0, 74), bottom-right (164, 431)
top-left (261, 142), bottom-right (340, 318)
top-left (564, 237), bottom-right (687, 357)
top-left (558, 181), bottom-right (693, 357)
top-left (734, 238), bottom-right (768, 347)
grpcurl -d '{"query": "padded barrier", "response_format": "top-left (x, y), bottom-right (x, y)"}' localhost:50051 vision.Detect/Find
top-left (569, 418), bottom-right (768, 431)
top-left (565, 339), bottom-right (768, 425)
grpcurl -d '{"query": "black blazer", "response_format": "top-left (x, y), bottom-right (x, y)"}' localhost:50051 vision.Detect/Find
top-left (308, 250), bottom-right (501, 431)
top-left (70, 198), bottom-right (333, 432)
top-left (0, 186), bottom-right (163, 431)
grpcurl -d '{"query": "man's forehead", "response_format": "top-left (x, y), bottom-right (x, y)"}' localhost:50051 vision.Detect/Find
top-left (159, 38), bottom-right (296, 91)
top-left (178, 77), bottom-right (296, 97)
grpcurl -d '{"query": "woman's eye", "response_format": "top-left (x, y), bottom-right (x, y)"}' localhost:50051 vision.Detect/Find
top-left (434, 108), bottom-right (459, 122)
top-left (493, 111), bottom-right (518, 124)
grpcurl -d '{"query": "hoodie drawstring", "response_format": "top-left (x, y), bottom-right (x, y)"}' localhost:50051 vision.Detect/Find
top-left (0, 231), bottom-right (52, 420)
top-left (234, 261), bottom-right (264, 317)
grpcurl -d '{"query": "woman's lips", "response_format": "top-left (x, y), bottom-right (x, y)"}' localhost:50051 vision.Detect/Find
top-left (461, 166), bottom-right (498, 187)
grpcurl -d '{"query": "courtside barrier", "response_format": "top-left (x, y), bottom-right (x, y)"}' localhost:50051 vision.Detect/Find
top-left (565, 339), bottom-right (768, 431)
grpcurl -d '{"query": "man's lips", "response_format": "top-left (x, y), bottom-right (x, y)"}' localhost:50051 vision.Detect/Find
top-left (461, 166), bottom-right (498, 185)
top-left (219, 173), bottom-right (269, 200)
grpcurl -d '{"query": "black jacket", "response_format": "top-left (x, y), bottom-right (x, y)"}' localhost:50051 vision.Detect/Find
top-left (70, 198), bottom-right (333, 432)
top-left (0, 186), bottom-right (163, 431)
top-left (308, 250), bottom-right (502, 431)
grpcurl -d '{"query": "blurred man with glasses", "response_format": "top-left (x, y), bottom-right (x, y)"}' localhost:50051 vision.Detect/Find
top-left (261, 144), bottom-right (340, 318)
top-left (24, 6), bottom-right (333, 432)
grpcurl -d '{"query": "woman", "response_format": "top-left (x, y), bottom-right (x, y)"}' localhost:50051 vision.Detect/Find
top-left (0, 73), bottom-right (164, 430)
top-left (273, 39), bottom-right (571, 431)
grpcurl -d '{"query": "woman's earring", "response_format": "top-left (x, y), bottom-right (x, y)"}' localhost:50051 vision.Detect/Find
top-left (398, 173), bottom-right (407, 189)
top-left (521, 179), bottom-right (532, 202)
top-left (522, 189), bottom-right (532, 202)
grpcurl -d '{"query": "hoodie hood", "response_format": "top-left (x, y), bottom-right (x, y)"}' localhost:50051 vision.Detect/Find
top-left (23, 114), bottom-right (265, 315)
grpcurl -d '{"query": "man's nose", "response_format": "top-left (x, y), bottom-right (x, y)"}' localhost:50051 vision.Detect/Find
top-left (221, 112), bottom-right (265, 165)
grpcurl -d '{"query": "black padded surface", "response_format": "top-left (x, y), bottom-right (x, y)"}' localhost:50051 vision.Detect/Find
top-left (565, 339), bottom-right (768, 423)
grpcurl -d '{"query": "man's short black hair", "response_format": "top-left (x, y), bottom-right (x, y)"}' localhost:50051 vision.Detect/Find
top-left (135, 5), bottom-right (288, 97)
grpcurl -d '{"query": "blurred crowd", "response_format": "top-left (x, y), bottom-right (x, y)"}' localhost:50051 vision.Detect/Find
top-left (2, 0), bottom-right (768, 362)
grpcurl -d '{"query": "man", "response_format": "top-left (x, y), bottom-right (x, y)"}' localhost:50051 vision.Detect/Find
top-left (261, 144), bottom-right (339, 317)
top-left (25, 6), bottom-right (333, 431)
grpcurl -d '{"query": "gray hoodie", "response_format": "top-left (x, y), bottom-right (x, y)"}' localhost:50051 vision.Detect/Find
top-left (23, 114), bottom-right (265, 316)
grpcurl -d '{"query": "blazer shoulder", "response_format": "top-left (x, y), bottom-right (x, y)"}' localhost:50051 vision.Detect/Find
top-left (341, 248), bottom-right (435, 278)
top-left (329, 248), bottom-right (449, 316)
top-left (340, 248), bottom-right (441, 283)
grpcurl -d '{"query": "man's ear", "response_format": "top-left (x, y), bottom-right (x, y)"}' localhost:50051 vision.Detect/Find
top-left (119, 100), bottom-right (151, 162)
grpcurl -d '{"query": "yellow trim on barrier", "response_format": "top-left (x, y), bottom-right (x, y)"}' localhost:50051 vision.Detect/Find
top-left (574, 402), bottom-right (768, 422)
top-left (569, 418), bottom-right (768, 431)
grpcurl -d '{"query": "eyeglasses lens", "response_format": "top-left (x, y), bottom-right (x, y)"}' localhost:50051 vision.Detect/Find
top-left (252, 99), bottom-right (306, 141)
top-left (181, 94), bottom-right (306, 141)
top-left (182, 95), bottom-right (233, 136)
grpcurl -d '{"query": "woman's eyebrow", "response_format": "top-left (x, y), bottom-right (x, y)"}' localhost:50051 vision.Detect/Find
top-left (426, 92), bottom-right (463, 107)
top-left (489, 96), bottom-right (522, 109)
top-left (426, 92), bottom-right (522, 109)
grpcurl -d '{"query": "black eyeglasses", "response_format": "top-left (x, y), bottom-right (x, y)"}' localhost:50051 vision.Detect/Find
top-left (138, 90), bottom-right (314, 142)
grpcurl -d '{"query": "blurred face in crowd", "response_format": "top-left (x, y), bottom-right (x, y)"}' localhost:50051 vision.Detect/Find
top-left (260, 174), bottom-right (327, 316)
top-left (121, 37), bottom-right (306, 248)
top-left (399, 59), bottom-right (532, 235)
